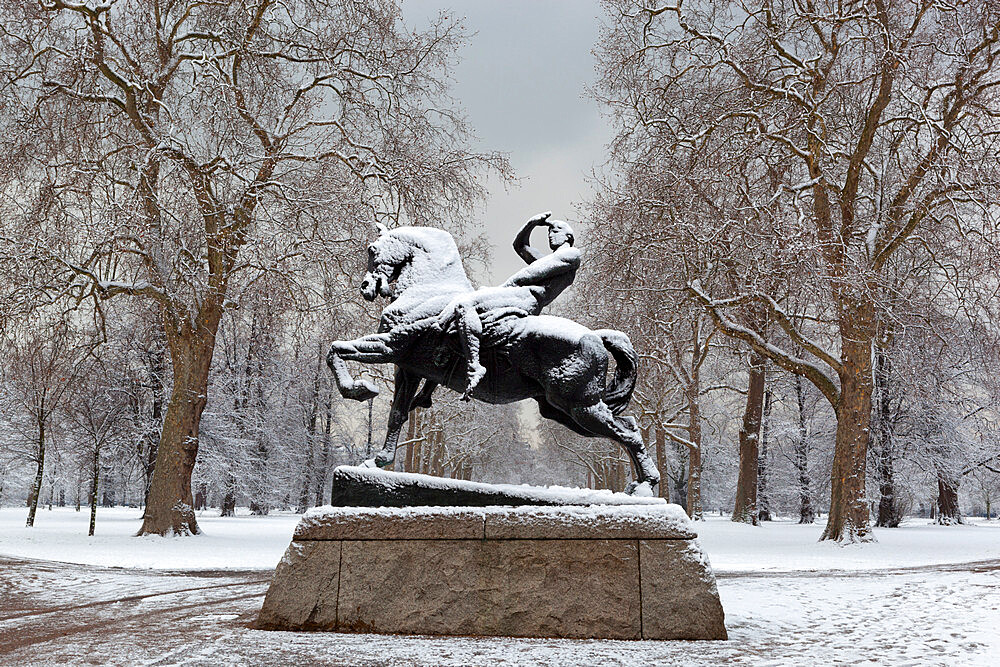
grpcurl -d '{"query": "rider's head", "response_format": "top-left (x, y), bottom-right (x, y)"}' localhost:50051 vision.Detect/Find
top-left (547, 220), bottom-right (574, 250)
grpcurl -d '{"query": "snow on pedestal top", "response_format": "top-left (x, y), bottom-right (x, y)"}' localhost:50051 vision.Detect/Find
top-left (297, 501), bottom-right (695, 541)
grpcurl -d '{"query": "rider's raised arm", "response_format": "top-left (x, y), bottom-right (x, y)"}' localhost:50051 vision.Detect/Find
top-left (512, 212), bottom-right (552, 265)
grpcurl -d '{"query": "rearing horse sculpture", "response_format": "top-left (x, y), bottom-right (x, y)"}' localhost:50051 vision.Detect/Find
top-left (327, 223), bottom-right (660, 495)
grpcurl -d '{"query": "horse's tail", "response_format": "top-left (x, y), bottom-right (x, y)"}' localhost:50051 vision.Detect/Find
top-left (595, 329), bottom-right (637, 415)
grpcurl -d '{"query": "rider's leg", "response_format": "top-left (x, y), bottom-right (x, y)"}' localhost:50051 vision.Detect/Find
top-left (327, 334), bottom-right (393, 401)
top-left (453, 302), bottom-right (487, 400)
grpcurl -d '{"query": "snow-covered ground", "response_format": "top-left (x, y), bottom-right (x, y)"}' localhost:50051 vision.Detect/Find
top-left (3, 506), bottom-right (999, 573)
top-left (697, 513), bottom-right (1000, 572)
top-left (0, 506), bottom-right (298, 570)
top-left (2, 507), bottom-right (999, 665)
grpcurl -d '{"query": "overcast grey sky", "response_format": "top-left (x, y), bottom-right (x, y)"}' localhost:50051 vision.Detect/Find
top-left (401, 0), bottom-right (612, 282)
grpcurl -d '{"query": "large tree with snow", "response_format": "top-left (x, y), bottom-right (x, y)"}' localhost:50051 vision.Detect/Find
top-left (0, 0), bottom-right (505, 535)
top-left (596, 0), bottom-right (1000, 541)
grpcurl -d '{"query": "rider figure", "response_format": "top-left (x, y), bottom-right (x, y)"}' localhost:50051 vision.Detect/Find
top-left (435, 212), bottom-right (580, 399)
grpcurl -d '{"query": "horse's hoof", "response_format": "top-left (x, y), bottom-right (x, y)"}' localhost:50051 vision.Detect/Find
top-left (360, 458), bottom-right (378, 469)
top-left (625, 481), bottom-right (655, 497)
top-left (343, 380), bottom-right (379, 402)
top-left (374, 450), bottom-right (395, 468)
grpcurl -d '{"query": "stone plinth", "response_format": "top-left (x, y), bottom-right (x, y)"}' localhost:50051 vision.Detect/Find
top-left (257, 504), bottom-right (727, 640)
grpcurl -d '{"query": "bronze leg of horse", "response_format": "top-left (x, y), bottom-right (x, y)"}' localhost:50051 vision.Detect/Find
top-left (565, 401), bottom-right (660, 494)
top-left (373, 367), bottom-right (421, 469)
top-left (326, 334), bottom-right (394, 401)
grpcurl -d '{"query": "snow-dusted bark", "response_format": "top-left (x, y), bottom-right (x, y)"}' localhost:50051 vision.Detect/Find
top-left (757, 389), bottom-right (772, 523)
top-left (794, 375), bottom-right (815, 525)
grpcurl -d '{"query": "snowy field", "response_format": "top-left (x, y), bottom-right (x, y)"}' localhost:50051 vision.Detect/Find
top-left (0, 507), bottom-right (299, 570)
top-left (2, 507), bottom-right (1000, 665)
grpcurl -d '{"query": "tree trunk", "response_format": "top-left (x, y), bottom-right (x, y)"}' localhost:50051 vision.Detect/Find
top-left (221, 476), bottom-right (237, 518)
top-left (872, 344), bottom-right (899, 528)
top-left (794, 375), bottom-right (815, 524)
top-left (194, 484), bottom-right (207, 511)
top-left (655, 422), bottom-right (668, 499)
top-left (26, 416), bottom-right (46, 528)
top-left (142, 339), bottom-right (166, 509)
top-left (297, 421), bottom-right (313, 514)
top-left (757, 389), bottom-right (772, 522)
top-left (733, 354), bottom-right (765, 525)
top-left (47, 467), bottom-right (55, 511)
top-left (314, 392), bottom-right (332, 507)
top-left (685, 380), bottom-right (703, 521)
top-left (935, 472), bottom-right (962, 525)
top-left (89, 440), bottom-right (100, 537)
top-left (431, 429), bottom-right (444, 477)
top-left (413, 432), bottom-right (424, 474)
top-left (821, 300), bottom-right (875, 542)
top-left (671, 448), bottom-right (688, 511)
top-left (405, 409), bottom-right (419, 473)
top-left (139, 330), bottom-right (216, 536)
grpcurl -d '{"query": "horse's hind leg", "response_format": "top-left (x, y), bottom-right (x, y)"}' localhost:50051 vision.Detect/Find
top-left (567, 401), bottom-right (660, 495)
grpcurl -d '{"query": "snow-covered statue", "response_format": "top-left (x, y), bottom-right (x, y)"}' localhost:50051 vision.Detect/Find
top-left (327, 214), bottom-right (660, 495)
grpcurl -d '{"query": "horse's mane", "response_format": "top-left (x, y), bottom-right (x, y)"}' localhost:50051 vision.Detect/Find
top-left (384, 226), bottom-right (471, 294)
top-left (389, 227), bottom-right (458, 258)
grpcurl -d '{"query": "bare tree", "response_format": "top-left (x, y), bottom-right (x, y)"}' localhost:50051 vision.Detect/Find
top-left (4, 318), bottom-right (89, 527)
top-left (1, 0), bottom-right (507, 534)
top-left (596, 0), bottom-right (1000, 541)
top-left (66, 357), bottom-right (132, 536)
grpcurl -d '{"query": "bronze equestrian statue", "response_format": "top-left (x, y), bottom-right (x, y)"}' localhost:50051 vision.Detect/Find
top-left (326, 214), bottom-right (659, 495)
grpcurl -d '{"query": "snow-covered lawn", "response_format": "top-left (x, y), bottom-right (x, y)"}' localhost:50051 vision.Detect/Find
top-left (3, 506), bottom-right (999, 573)
top-left (697, 514), bottom-right (1000, 572)
top-left (0, 506), bottom-right (299, 570)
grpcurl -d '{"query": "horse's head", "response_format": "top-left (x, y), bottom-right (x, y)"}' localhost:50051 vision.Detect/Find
top-left (361, 224), bottom-right (410, 301)
top-left (360, 223), bottom-right (471, 301)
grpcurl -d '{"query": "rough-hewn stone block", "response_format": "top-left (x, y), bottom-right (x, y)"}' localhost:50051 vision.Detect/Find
top-left (256, 540), bottom-right (341, 630)
top-left (336, 538), bottom-right (641, 638)
top-left (640, 540), bottom-right (728, 640)
top-left (256, 505), bottom-right (727, 640)
top-left (483, 505), bottom-right (695, 540)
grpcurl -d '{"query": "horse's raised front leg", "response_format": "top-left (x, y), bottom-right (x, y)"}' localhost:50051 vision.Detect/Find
top-left (326, 334), bottom-right (394, 401)
top-left (373, 367), bottom-right (421, 468)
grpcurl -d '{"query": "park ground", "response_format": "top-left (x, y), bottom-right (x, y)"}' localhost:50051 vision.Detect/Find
top-left (1, 507), bottom-right (999, 666)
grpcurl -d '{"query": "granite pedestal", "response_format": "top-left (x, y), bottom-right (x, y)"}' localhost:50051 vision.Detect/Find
top-left (257, 502), bottom-right (727, 640)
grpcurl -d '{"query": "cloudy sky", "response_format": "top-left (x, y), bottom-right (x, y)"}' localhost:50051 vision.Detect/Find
top-left (401, 0), bottom-right (613, 282)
